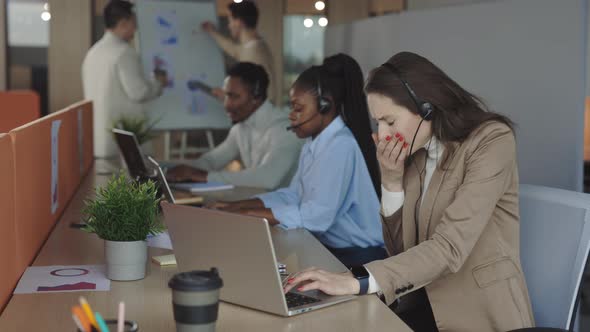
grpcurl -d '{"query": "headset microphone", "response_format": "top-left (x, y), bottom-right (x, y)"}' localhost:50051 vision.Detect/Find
top-left (286, 112), bottom-right (319, 131)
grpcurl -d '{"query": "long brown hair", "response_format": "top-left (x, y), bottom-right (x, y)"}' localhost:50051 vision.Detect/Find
top-left (365, 52), bottom-right (514, 161)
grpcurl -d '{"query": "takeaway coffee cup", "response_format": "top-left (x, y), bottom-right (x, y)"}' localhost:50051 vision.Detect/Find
top-left (169, 268), bottom-right (223, 332)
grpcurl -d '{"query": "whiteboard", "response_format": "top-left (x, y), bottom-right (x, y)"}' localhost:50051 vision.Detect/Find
top-left (326, 0), bottom-right (587, 191)
top-left (136, 0), bottom-right (231, 130)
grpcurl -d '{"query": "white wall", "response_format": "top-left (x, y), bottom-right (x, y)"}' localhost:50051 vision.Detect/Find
top-left (407, 0), bottom-right (494, 10)
top-left (326, 0), bottom-right (586, 191)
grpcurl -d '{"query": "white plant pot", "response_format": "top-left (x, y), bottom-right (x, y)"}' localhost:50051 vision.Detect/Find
top-left (104, 240), bottom-right (148, 281)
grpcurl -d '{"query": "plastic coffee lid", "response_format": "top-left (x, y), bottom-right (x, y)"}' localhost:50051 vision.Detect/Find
top-left (169, 268), bottom-right (223, 292)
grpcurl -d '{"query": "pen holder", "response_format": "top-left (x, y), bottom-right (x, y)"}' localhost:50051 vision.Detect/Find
top-left (77, 319), bottom-right (138, 332)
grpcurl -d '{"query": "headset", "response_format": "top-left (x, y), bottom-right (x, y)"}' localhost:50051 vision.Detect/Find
top-left (252, 79), bottom-right (262, 100)
top-left (286, 71), bottom-right (332, 131)
top-left (380, 62), bottom-right (433, 121)
top-left (380, 62), bottom-right (435, 245)
top-left (316, 73), bottom-right (332, 115)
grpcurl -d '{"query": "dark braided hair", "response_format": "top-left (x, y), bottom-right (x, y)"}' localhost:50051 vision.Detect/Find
top-left (293, 54), bottom-right (381, 198)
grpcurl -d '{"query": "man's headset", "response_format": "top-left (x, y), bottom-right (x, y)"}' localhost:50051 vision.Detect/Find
top-left (286, 72), bottom-right (332, 131)
top-left (252, 79), bottom-right (262, 100)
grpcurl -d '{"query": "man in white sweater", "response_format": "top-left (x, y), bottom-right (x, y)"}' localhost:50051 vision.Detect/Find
top-left (167, 62), bottom-right (302, 190)
top-left (82, 0), bottom-right (167, 158)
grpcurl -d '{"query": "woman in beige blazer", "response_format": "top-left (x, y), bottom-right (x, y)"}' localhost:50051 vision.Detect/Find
top-left (284, 52), bottom-right (535, 332)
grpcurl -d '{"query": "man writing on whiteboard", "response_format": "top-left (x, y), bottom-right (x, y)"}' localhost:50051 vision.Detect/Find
top-left (201, 0), bottom-right (277, 104)
top-left (166, 62), bottom-right (302, 190)
top-left (82, 0), bottom-right (168, 158)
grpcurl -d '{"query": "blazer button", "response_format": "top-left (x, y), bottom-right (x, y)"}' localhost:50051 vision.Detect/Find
top-left (408, 284), bottom-right (414, 290)
top-left (400, 286), bottom-right (408, 292)
top-left (395, 289), bottom-right (402, 294)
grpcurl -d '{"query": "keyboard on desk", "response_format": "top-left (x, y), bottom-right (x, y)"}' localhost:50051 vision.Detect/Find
top-left (285, 292), bottom-right (321, 308)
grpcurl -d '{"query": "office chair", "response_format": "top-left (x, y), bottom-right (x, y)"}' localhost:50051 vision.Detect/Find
top-left (509, 184), bottom-right (590, 332)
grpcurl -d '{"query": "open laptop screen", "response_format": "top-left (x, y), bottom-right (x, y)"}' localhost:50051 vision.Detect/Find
top-left (112, 128), bottom-right (149, 179)
top-left (147, 156), bottom-right (175, 204)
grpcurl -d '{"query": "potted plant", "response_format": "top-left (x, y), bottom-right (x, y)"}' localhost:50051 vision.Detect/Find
top-left (83, 173), bottom-right (164, 281)
top-left (112, 115), bottom-right (160, 170)
top-left (112, 115), bottom-right (159, 146)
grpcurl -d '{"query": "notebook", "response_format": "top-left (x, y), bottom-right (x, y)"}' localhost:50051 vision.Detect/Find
top-left (171, 182), bottom-right (234, 193)
top-left (151, 254), bottom-right (177, 266)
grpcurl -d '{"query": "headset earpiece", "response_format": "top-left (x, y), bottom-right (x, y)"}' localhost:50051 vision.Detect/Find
top-left (316, 74), bottom-right (332, 115)
top-left (252, 79), bottom-right (261, 99)
top-left (420, 102), bottom-right (434, 120)
top-left (381, 63), bottom-right (434, 120)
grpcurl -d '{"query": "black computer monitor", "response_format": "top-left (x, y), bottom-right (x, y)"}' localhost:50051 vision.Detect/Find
top-left (113, 128), bottom-right (149, 179)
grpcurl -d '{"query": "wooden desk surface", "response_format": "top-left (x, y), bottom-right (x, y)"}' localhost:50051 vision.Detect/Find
top-left (0, 167), bottom-right (410, 332)
top-left (172, 185), bottom-right (266, 204)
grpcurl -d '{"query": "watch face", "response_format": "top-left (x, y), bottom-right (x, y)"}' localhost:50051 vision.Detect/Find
top-left (350, 266), bottom-right (369, 279)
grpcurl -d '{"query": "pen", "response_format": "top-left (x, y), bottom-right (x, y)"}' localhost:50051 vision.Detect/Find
top-left (95, 312), bottom-right (110, 332)
top-left (117, 302), bottom-right (125, 332)
top-left (71, 306), bottom-right (92, 332)
top-left (79, 297), bottom-right (98, 329)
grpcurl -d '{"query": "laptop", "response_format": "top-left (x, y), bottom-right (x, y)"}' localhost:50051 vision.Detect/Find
top-left (147, 156), bottom-right (203, 206)
top-left (112, 128), bottom-right (151, 179)
top-left (161, 202), bottom-right (356, 316)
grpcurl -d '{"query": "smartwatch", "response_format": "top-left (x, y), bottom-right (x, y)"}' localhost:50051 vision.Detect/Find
top-left (350, 266), bottom-right (370, 295)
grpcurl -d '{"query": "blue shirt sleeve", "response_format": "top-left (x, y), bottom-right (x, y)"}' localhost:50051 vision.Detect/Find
top-left (268, 142), bottom-right (355, 233)
top-left (255, 155), bottom-right (303, 208)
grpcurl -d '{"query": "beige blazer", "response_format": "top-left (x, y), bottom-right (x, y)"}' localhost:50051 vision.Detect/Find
top-left (365, 122), bottom-right (535, 332)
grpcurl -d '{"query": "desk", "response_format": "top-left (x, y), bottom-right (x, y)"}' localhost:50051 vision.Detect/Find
top-left (173, 185), bottom-right (266, 204)
top-left (0, 167), bottom-right (411, 331)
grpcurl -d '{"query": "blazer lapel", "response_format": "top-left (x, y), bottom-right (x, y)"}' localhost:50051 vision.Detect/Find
top-left (418, 146), bottom-right (459, 242)
top-left (402, 149), bottom-right (426, 251)
top-left (418, 165), bottom-right (446, 242)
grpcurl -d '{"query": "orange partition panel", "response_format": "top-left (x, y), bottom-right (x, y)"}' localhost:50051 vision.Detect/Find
top-left (10, 107), bottom-right (81, 270)
top-left (70, 100), bottom-right (94, 176)
top-left (0, 134), bottom-right (18, 313)
top-left (0, 91), bottom-right (41, 132)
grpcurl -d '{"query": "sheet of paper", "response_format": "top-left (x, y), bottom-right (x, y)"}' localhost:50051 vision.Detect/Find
top-left (14, 265), bottom-right (110, 294)
top-left (51, 119), bottom-right (61, 214)
top-left (147, 231), bottom-right (173, 250)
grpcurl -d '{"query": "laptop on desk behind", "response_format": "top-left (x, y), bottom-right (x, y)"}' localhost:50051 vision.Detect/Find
top-left (147, 156), bottom-right (203, 206)
top-left (112, 128), bottom-right (151, 179)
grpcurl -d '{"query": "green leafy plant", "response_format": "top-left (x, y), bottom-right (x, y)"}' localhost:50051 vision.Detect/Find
top-left (83, 173), bottom-right (164, 241)
top-left (112, 115), bottom-right (159, 145)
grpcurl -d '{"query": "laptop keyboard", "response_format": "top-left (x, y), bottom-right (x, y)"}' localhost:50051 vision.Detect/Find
top-left (285, 292), bottom-right (321, 308)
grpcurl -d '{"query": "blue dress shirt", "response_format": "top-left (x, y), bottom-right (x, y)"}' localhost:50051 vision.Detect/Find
top-left (256, 117), bottom-right (384, 249)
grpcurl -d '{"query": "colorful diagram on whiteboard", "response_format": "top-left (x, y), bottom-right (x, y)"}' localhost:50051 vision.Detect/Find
top-left (153, 54), bottom-right (175, 89)
top-left (156, 12), bottom-right (179, 46)
top-left (136, 1), bottom-right (231, 130)
top-left (184, 73), bottom-right (209, 115)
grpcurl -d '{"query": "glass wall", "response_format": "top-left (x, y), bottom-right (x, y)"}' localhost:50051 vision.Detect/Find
top-left (282, 15), bottom-right (326, 105)
top-left (7, 0), bottom-right (49, 115)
